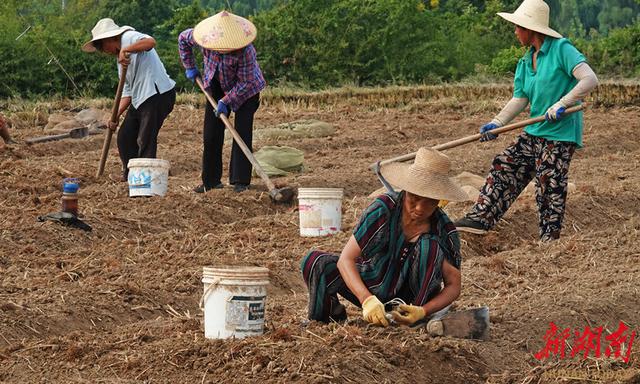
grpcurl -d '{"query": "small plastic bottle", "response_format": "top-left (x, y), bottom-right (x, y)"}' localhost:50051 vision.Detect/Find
top-left (61, 178), bottom-right (80, 217)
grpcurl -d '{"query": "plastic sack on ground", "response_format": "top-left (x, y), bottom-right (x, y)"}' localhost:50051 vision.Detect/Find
top-left (253, 146), bottom-right (304, 177)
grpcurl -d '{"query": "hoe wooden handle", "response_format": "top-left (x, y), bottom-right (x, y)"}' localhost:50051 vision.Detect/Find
top-left (96, 60), bottom-right (129, 178)
top-left (373, 104), bottom-right (585, 168)
top-left (195, 77), bottom-right (277, 192)
top-left (194, 77), bottom-right (295, 203)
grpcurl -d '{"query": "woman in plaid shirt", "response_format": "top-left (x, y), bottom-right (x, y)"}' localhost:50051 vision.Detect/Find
top-left (179, 11), bottom-right (266, 193)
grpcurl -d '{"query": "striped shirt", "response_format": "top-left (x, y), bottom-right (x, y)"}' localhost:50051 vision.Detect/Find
top-left (300, 191), bottom-right (461, 321)
top-left (352, 192), bottom-right (461, 304)
top-left (178, 28), bottom-right (266, 112)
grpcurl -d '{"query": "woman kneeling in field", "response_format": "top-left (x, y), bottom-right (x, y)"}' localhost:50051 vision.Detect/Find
top-left (301, 148), bottom-right (467, 327)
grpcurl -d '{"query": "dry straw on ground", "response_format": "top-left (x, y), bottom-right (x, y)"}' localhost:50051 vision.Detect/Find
top-left (0, 85), bottom-right (639, 383)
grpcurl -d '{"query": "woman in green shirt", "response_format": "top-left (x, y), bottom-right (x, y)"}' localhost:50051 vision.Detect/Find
top-left (454, 0), bottom-right (598, 241)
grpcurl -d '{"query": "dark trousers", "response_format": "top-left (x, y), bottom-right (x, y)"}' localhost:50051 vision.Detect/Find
top-left (118, 88), bottom-right (176, 176)
top-left (202, 78), bottom-right (260, 187)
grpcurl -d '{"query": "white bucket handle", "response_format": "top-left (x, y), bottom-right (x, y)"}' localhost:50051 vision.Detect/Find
top-left (199, 278), bottom-right (220, 311)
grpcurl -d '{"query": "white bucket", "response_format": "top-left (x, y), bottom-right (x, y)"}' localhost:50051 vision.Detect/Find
top-left (201, 266), bottom-right (270, 339)
top-left (127, 158), bottom-right (170, 197)
top-left (297, 188), bottom-right (344, 237)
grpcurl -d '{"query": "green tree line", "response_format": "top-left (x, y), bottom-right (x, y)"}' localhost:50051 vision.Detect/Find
top-left (0, 0), bottom-right (638, 98)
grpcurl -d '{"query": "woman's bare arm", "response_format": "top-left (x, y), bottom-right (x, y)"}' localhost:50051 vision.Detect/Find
top-left (421, 259), bottom-right (461, 316)
top-left (336, 235), bottom-right (373, 305)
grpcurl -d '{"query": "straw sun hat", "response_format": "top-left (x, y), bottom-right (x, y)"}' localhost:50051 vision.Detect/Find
top-left (380, 148), bottom-right (469, 202)
top-left (497, 0), bottom-right (562, 38)
top-left (193, 11), bottom-right (257, 52)
top-left (82, 18), bottom-right (134, 53)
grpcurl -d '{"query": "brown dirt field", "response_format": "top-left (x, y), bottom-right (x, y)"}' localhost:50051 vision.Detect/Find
top-left (1, 95), bottom-right (639, 384)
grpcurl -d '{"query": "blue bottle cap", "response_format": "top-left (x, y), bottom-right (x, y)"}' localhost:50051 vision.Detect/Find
top-left (63, 178), bottom-right (80, 193)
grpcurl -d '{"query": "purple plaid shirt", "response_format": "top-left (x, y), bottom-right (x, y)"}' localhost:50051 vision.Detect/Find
top-left (178, 28), bottom-right (266, 111)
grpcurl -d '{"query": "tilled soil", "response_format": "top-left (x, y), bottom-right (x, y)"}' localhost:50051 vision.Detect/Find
top-left (0, 96), bottom-right (639, 383)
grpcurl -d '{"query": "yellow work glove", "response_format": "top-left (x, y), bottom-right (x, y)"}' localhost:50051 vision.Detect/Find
top-left (391, 304), bottom-right (426, 325)
top-left (362, 295), bottom-right (389, 327)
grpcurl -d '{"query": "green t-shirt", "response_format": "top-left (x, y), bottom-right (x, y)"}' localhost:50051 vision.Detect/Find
top-left (514, 37), bottom-right (586, 147)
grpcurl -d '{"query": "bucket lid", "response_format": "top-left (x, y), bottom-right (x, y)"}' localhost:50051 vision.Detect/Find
top-left (298, 187), bottom-right (344, 199)
top-left (127, 158), bottom-right (170, 169)
top-left (203, 266), bottom-right (269, 281)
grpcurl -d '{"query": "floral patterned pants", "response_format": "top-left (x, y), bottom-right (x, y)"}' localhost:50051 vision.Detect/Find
top-left (467, 133), bottom-right (576, 241)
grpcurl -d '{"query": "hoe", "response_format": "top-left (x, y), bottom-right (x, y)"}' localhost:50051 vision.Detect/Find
top-left (195, 77), bottom-right (295, 204)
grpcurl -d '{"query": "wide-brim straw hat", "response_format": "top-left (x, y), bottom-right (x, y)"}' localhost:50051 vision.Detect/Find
top-left (82, 18), bottom-right (134, 52)
top-left (380, 148), bottom-right (469, 202)
top-left (497, 0), bottom-right (562, 38)
top-left (193, 11), bottom-right (257, 52)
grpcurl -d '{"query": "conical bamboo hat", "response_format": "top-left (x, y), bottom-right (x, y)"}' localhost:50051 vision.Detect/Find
top-left (194, 11), bottom-right (257, 52)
